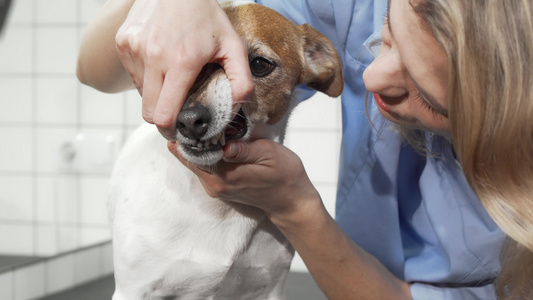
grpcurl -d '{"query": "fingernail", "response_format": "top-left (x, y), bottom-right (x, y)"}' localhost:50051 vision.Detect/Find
top-left (224, 142), bottom-right (239, 159)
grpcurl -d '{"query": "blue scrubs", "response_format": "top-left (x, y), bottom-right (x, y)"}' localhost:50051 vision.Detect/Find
top-left (223, 1), bottom-right (505, 298)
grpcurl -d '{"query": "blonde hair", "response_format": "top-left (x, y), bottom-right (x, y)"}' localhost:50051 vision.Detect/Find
top-left (413, 0), bottom-right (533, 298)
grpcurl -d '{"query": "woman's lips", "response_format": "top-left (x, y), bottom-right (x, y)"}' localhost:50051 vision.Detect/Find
top-left (373, 93), bottom-right (392, 114)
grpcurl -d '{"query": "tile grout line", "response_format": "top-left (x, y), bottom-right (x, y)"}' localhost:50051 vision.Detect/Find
top-left (32, 1), bottom-right (47, 298)
top-left (75, 0), bottom-right (83, 259)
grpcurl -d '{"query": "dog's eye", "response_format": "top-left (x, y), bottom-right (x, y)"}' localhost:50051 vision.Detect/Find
top-left (249, 57), bottom-right (276, 77)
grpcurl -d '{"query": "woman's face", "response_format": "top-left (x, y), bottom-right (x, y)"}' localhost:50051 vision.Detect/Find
top-left (363, 0), bottom-right (451, 136)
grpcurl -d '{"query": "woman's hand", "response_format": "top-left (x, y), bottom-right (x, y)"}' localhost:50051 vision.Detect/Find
top-left (168, 139), bottom-right (321, 225)
top-left (115, 0), bottom-right (253, 139)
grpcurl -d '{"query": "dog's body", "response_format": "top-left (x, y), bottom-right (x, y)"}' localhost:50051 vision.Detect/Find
top-left (109, 2), bottom-right (342, 299)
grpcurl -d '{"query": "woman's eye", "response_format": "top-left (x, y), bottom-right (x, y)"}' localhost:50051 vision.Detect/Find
top-left (250, 57), bottom-right (276, 77)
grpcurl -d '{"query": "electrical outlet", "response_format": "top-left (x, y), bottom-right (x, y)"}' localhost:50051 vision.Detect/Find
top-left (58, 131), bottom-right (122, 174)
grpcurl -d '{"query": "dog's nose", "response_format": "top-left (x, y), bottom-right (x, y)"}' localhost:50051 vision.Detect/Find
top-left (176, 105), bottom-right (212, 140)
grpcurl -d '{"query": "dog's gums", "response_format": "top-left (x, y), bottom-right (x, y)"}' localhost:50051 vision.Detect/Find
top-left (224, 108), bottom-right (247, 140)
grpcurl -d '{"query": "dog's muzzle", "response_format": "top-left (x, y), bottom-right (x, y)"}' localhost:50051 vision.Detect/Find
top-left (176, 107), bottom-right (247, 163)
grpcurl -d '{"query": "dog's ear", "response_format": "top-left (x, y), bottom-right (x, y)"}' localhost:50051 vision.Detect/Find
top-left (299, 24), bottom-right (344, 97)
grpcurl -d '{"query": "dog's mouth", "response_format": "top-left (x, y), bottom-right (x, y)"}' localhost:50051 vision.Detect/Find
top-left (180, 108), bottom-right (248, 155)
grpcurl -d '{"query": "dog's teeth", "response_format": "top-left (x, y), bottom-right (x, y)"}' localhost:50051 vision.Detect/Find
top-left (219, 134), bottom-right (226, 146)
top-left (197, 142), bottom-right (203, 148)
top-left (211, 136), bottom-right (218, 145)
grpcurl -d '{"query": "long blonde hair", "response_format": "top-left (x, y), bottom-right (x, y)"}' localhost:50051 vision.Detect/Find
top-left (413, 0), bottom-right (533, 298)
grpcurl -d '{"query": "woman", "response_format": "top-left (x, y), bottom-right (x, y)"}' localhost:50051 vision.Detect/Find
top-left (363, 0), bottom-right (533, 298)
top-left (77, 0), bottom-right (532, 298)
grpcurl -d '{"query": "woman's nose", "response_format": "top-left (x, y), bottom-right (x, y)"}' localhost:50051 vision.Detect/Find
top-left (362, 47), bottom-right (407, 98)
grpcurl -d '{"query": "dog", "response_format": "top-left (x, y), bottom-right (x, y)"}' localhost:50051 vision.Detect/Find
top-left (108, 2), bottom-right (343, 299)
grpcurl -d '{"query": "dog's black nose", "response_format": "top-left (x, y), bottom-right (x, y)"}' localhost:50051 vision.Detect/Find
top-left (177, 105), bottom-right (211, 140)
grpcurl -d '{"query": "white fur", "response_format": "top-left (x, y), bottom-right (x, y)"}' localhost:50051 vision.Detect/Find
top-left (109, 124), bottom-right (293, 299)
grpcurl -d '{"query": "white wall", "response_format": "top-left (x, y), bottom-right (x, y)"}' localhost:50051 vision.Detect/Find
top-left (0, 0), bottom-right (132, 257)
top-left (285, 93), bottom-right (342, 272)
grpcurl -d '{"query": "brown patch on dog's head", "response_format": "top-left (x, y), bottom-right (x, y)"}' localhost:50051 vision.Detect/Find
top-left (224, 4), bottom-right (343, 124)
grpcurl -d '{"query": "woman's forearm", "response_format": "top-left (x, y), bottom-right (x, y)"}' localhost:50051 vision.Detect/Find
top-left (77, 0), bottom-right (135, 93)
top-left (272, 198), bottom-right (412, 300)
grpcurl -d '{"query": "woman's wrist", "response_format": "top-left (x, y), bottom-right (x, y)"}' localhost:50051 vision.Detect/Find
top-left (268, 188), bottom-right (329, 238)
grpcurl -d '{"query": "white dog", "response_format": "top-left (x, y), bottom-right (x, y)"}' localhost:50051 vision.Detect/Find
top-left (108, 2), bottom-right (343, 299)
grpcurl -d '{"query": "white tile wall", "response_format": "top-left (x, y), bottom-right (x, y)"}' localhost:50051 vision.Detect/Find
top-left (0, 175), bottom-right (33, 221)
top-left (36, 225), bottom-right (59, 256)
top-left (45, 253), bottom-right (75, 294)
top-left (13, 263), bottom-right (45, 300)
top-left (5, 0), bottom-right (32, 25)
top-left (35, 77), bottom-right (79, 124)
top-left (71, 128), bottom-right (124, 174)
top-left (79, 176), bottom-right (110, 226)
top-left (35, 175), bottom-right (78, 224)
top-left (0, 224), bottom-right (34, 255)
top-left (73, 246), bottom-right (101, 285)
top-left (79, 227), bottom-right (111, 248)
top-left (124, 90), bottom-right (144, 126)
top-left (80, 85), bottom-right (125, 125)
top-left (35, 224), bottom-right (95, 256)
top-left (35, 27), bottom-right (78, 74)
top-left (0, 271), bottom-right (13, 300)
top-left (0, 0), bottom-right (116, 258)
top-left (0, 242), bottom-right (114, 300)
top-left (100, 242), bottom-right (114, 275)
top-left (0, 78), bottom-right (33, 123)
top-left (54, 225), bottom-right (79, 254)
top-left (80, 0), bottom-right (108, 24)
top-left (0, 27), bottom-right (33, 74)
top-left (35, 127), bottom-right (78, 174)
top-left (0, 127), bottom-right (33, 173)
top-left (35, 0), bottom-right (77, 24)
top-left (0, 3), bottom-right (121, 296)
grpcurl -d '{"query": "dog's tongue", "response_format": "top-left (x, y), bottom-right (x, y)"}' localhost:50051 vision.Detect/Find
top-left (224, 108), bottom-right (247, 140)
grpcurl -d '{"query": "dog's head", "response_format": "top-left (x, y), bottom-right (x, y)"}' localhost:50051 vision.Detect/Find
top-left (175, 3), bottom-right (343, 166)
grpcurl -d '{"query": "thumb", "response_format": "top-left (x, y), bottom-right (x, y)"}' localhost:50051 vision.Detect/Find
top-left (223, 140), bottom-right (265, 164)
top-left (167, 140), bottom-right (181, 159)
